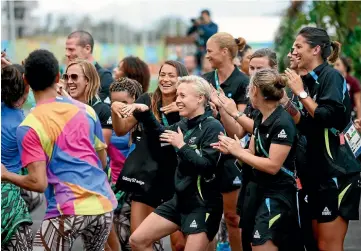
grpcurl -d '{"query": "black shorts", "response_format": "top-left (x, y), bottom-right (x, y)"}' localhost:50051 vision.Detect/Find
top-left (220, 158), bottom-right (242, 193)
top-left (252, 197), bottom-right (301, 249)
top-left (309, 173), bottom-right (361, 223)
top-left (131, 191), bottom-right (173, 209)
top-left (154, 195), bottom-right (222, 241)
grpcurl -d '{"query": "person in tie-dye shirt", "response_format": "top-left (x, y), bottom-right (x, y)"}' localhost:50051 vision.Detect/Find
top-left (1, 49), bottom-right (117, 251)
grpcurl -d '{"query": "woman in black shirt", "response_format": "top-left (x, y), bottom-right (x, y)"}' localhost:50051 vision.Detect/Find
top-left (202, 32), bottom-right (249, 251)
top-left (285, 27), bottom-right (361, 251)
top-left (129, 76), bottom-right (224, 251)
top-left (213, 69), bottom-right (302, 251)
top-left (112, 60), bottom-right (188, 251)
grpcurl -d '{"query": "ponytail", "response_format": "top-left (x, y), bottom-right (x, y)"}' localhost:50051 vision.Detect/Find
top-left (235, 37), bottom-right (246, 52)
top-left (328, 41), bottom-right (341, 63)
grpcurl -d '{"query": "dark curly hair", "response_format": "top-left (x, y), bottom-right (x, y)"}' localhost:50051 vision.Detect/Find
top-left (110, 77), bottom-right (143, 101)
top-left (1, 65), bottom-right (25, 108)
top-left (24, 49), bottom-right (59, 91)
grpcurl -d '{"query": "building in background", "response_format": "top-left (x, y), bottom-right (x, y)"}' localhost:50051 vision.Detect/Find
top-left (1, 0), bottom-right (39, 40)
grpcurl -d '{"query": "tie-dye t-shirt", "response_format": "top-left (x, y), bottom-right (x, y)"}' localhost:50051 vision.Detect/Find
top-left (16, 96), bottom-right (117, 219)
top-left (108, 132), bottom-right (135, 184)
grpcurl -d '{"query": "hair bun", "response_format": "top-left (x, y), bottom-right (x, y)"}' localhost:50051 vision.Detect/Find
top-left (275, 74), bottom-right (287, 89)
top-left (235, 37), bottom-right (246, 51)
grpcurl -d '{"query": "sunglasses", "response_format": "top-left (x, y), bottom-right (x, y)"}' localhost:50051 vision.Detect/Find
top-left (62, 73), bottom-right (85, 82)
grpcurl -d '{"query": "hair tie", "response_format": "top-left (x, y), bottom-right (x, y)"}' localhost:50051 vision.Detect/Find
top-left (235, 38), bottom-right (240, 44)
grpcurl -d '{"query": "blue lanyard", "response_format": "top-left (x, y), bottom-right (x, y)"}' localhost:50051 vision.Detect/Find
top-left (161, 113), bottom-right (169, 126)
top-left (309, 70), bottom-right (320, 85)
top-left (214, 70), bottom-right (221, 91)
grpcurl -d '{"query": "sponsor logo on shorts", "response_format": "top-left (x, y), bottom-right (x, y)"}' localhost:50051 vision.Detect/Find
top-left (233, 176), bottom-right (241, 185)
top-left (304, 195), bottom-right (308, 203)
top-left (278, 129), bottom-right (287, 139)
top-left (322, 207), bottom-right (331, 216)
top-left (253, 230), bottom-right (261, 239)
top-left (107, 116), bottom-right (112, 125)
top-left (190, 220), bottom-right (197, 228)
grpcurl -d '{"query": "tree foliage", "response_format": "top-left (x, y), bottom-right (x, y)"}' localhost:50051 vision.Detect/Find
top-left (274, 1), bottom-right (361, 79)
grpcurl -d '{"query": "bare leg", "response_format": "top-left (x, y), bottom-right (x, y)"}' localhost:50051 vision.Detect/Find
top-left (130, 212), bottom-right (179, 251)
top-left (317, 216), bottom-right (348, 251)
top-left (252, 240), bottom-right (278, 251)
top-left (184, 233), bottom-right (210, 251)
top-left (223, 189), bottom-right (242, 251)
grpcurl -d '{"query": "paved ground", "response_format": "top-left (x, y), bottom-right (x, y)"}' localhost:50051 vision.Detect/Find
top-left (31, 201), bottom-right (360, 251)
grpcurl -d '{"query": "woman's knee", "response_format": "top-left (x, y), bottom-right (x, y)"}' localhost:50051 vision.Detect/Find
top-left (129, 232), bottom-right (151, 250)
top-left (224, 211), bottom-right (240, 228)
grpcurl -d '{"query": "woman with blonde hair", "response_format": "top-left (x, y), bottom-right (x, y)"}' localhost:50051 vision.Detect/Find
top-left (202, 32), bottom-right (249, 251)
top-left (127, 75), bottom-right (224, 251)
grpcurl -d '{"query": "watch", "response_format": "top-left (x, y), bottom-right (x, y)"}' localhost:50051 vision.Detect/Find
top-left (233, 111), bottom-right (244, 120)
top-left (298, 91), bottom-right (308, 99)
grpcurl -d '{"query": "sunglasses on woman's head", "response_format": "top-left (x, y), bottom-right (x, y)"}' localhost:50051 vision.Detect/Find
top-left (62, 73), bottom-right (80, 82)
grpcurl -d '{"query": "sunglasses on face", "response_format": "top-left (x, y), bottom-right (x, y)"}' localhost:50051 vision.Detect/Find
top-left (62, 73), bottom-right (82, 82)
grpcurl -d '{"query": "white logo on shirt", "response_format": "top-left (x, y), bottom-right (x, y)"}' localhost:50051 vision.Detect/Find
top-left (266, 134), bottom-right (269, 138)
top-left (190, 220), bottom-right (198, 228)
top-left (304, 195), bottom-right (308, 203)
top-left (278, 129), bottom-right (287, 139)
top-left (253, 230), bottom-right (261, 239)
top-left (312, 94), bottom-right (317, 101)
top-left (104, 97), bottom-right (111, 104)
top-left (233, 176), bottom-right (241, 185)
top-left (107, 117), bottom-right (112, 125)
top-left (322, 207), bottom-right (331, 216)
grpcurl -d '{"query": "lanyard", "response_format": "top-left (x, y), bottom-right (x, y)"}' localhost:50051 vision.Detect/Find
top-left (214, 70), bottom-right (221, 91)
top-left (309, 70), bottom-right (320, 85)
top-left (161, 113), bottom-right (169, 127)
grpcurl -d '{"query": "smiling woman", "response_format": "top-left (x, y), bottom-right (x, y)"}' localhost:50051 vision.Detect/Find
top-left (127, 75), bottom-right (224, 251)
top-left (111, 60), bottom-right (189, 251)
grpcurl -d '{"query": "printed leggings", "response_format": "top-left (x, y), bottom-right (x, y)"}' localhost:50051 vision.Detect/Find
top-left (33, 212), bottom-right (113, 251)
top-left (2, 224), bottom-right (33, 251)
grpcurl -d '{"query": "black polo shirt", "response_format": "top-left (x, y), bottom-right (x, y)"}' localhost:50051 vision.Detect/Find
top-left (253, 105), bottom-right (296, 200)
top-left (298, 62), bottom-right (360, 181)
top-left (90, 97), bottom-right (112, 130)
top-left (202, 66), bottom-right (249, 105)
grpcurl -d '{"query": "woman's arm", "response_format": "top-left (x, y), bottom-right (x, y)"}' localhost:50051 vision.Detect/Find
top-left (111, 102), bottom-right (138, 136)
top-left (219, 108), bottom-right (247, 138)
top-left (234, 144), bottom-right (291, 175)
